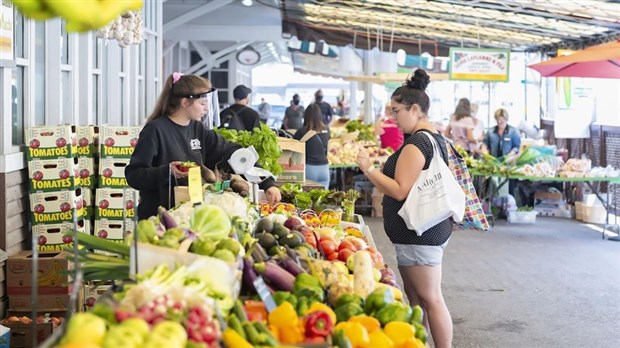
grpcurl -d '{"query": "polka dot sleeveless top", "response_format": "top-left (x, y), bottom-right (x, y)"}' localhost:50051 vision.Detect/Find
top-left (382, 130), bottom-right (452, 245)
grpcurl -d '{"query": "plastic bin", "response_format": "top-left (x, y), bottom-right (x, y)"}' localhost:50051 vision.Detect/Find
top-left (507, 210), bottom-right (538, 224)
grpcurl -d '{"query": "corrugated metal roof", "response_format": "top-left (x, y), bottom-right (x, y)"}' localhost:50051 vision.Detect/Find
top-left (279, 0), bottom-right (620, 53)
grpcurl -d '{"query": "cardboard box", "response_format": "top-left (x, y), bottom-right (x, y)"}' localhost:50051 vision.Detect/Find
top-left (95, 188), bottom-right (136, 220)
top-left (76, 125), bottom-right (99, 157)
top-left (7, 251), bottom-right (71, 295)
top-left (83, 282), bottom-right (112, 310)
top-left (82, 188), bottom-right (94, 219)
top-left (29, 189), bottom-right (85, 225)
top-left (94, 218), bottom-right (134, 242)
top-left (8, 290), bottom-right (81, 312)
top-left (98, 157), bottom-right (130, 188)
top-left (25, 125), bottom-right (77, 160)
top-left (33, 222), bottom-right (87, 252)
top-left (76, 157), bottom-right (96, 189)
top-left (99, 126), bottom-right (141, 158)
top-left (28, 157), bottom-right (79, 193)
top-left (534, 190), bottom-right (563, 212)
top-left (277, 132), bottom-right (315, 182)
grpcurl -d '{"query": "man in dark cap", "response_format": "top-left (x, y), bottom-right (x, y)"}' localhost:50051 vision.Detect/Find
top-left (314, 89), bottom-right (333, 126)
top-left (219, 84), bottom-right (261, 131)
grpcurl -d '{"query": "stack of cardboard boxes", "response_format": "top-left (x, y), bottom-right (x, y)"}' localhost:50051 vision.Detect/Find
top-left (25, 125), bottom-right (86, 253)
top-left (94, 126), bottom-right (139, 247)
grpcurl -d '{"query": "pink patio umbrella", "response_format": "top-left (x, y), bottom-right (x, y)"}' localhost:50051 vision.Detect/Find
top-left (529, 40), bottom-right (620, 79)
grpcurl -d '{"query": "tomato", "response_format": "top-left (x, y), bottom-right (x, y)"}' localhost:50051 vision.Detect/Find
top-left (349, 239), bottom-right (366, 251)
top-left (319, 235), bottom-right (335, 244)
top-left (326, 252), bottom-right (339, 261)
top-left (320, 240), bottom-right (337, 256)
top-left (302, 230), bottom-right (317, 249)
top-left (338, 248), bottom-right (355, 263)
top-left (338, 240), bottom-right (358, 252)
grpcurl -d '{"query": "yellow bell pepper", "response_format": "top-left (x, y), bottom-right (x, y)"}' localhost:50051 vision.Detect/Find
top-left (336, 322), bottom-right (369, 348)
top-left (279, 324), bottom-right (304, 344)
top-left (222, 328), bottom-right (253, 348)
top-left (348, 315), bottom-right (381, 334)
top-left (368, 330), bottom-right (395, 348)
top-left (384, 321), bottom-right (416, 346)
top-left (268, 302), bottom-right (299, 328)
top-left (268, 324), bottom-right (279, 341)
top-left (398, 337), bottom-right (427, 348)
top-left (305, 302), bottom-right (337, 325)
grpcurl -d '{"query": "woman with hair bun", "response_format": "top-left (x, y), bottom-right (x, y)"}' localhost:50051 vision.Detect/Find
top-left (356, 69), bottom-right (453, 348)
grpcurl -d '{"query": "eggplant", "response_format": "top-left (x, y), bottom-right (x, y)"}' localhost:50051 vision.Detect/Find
top-left (279, 255), bottom-right (306, 276)
top-left (253, 261), bottom-right (295, 292)
top-left (158, 206), bottom-right (177, 229)
top-left (242, 257), bottom-right (259, 292)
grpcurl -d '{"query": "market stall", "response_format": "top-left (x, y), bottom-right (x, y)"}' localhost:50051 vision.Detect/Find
top-left (26, 185), bottom-right (426, 348)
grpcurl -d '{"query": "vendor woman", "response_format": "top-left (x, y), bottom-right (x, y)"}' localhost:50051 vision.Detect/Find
top-left (126, 73), bottom-right (281, 219)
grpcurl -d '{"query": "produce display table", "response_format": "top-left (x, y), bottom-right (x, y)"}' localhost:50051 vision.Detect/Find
top-left (275, 179), bottom-right (326, 191)
top-left (472, 171), bottom-right (620, 240)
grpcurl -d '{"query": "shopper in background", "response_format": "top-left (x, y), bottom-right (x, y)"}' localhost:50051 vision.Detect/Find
top-left (356, 69), bottom-right (453, 348)
top-left (125, 73), bottom-right (281, 219)
top-left (314, 89), bottom-right (333, 126)
top-left (483, 108), bottom-right (521, 157)
top-left (374, 102), bottom-right (404, 151)
top-left (219, 84), bottom-right (261, 131)
top-left (445, 97), bottom-right (481, 154)
top-left (293, 103), bottom-right (330, 188)
top-left (258, 98), bottom-right (271, 124)
top-left (283, 93), bottom-right (304, 131)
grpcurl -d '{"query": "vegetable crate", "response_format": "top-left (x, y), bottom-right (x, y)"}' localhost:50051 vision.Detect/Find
top-left (507, 210), bottom-right (538, 224)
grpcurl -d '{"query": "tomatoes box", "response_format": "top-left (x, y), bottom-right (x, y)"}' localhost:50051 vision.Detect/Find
top-left (95, 188), bottom-right (136, 220)
top-left (76, 157), bottom-right (96, 189)
top-left (82, 188), bottom-right (94, 219)
top-left (98, 157), bottom-right (130, 188)
top-left (99, 126), bottom-right (141, 158)
top-left (93, 219), bottom-right (134, 254)
top-left (28, 157), bottom-right (79, 193)
top-left (6, 251), bottom-right (71, 296)
top-left (25, 125), bottom-right (77, 160)
top-left (29, 189), bottom-right (85, 225)
top-left (75, 125), bottom-right (99, 158)
top-left (33, 221), bottom-right (87, 253)
top-left (8, 285), bottom-right (82, 312)
top-left (83, 282), bottom-right (112, 311)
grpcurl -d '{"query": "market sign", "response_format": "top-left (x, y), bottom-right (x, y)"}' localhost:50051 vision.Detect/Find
top-left (448, 47), bottom-right (510, 82)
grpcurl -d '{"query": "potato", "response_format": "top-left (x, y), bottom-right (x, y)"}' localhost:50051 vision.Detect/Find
top-left (201, 165), bottom-right (217, 183)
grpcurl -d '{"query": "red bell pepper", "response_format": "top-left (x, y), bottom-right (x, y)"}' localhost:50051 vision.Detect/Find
top-left (305, 310), bottom-right (333, 338)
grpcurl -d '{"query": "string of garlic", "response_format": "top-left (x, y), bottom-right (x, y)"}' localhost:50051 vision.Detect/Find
top-left (97, 11), bottom-right (143, 47)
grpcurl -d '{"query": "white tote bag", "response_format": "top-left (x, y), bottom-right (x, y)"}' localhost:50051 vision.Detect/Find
top-left (398, 132), bottom-right (465, 235)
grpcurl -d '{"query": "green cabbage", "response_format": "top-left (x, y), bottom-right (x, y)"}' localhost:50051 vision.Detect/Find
top-left (190, 205), bottom-right (232, 241)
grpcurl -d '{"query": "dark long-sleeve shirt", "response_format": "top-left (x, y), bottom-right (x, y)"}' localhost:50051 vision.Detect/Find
top-left (126, 116), bottom-right (274, 219)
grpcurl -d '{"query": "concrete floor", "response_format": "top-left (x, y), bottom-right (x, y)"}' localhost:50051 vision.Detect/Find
top-left (365, 216), bottom-right (620, 348)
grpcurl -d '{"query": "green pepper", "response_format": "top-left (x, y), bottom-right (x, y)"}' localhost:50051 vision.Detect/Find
top-left (335, 294), bottom-right (364, 309)
top-left (273, 291), bottom-right (298, 307)
top-left (334, 302), bottom-right (364, 323)
top-left (411, 305), bottom-right (424, 325)
top-left (375, 303), bottom-right (413, 327)
top-left (413, 322), bottom-right (428, 343)
top-left (296, 296), bottom-right (309, 316)
top-left (294, 273), bottom-right (322, 292)
top-left (332, 329), bottom-right (353, 348)
top-left (363, 287), bottom-right (395, 315)
top-left (294, 286), bottom-right (324, 303)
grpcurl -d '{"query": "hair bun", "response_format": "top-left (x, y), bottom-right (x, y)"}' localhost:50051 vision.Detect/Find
top-left (406, 69), bottom-right (430, 91)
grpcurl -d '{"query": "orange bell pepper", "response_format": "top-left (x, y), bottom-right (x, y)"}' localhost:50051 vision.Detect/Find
top-left (279, 324), bottom-right (304, 344)
top-left (244, 300), bottom-right (267, 322)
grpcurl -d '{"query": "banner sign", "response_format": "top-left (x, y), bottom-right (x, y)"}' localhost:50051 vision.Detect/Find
top-left (449, 47), bottom-right (510, 82)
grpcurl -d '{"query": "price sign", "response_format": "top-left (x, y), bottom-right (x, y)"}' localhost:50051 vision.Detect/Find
top-left (187, 166), bottom-right (202, 205)
top-left (253, 276), bottom-right (276, 312)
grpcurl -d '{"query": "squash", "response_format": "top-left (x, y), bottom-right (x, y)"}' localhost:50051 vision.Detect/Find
top-left (353, 251), bottom-right (375, 298)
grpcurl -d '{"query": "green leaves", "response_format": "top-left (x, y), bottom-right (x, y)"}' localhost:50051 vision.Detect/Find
top-left (216, 124), bottom-right (284, 176)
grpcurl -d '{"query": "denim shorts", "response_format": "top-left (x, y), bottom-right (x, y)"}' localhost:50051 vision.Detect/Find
top-left (394, 239), bottom-right (449, 267)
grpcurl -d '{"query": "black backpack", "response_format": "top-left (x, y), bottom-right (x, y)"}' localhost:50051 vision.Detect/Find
top-left (219, 108), bottom-right (246, 131)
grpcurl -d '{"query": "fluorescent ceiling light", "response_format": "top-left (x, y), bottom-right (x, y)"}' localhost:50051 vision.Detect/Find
top-left (242, 0), bottom-right (253, 6)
